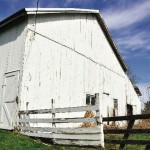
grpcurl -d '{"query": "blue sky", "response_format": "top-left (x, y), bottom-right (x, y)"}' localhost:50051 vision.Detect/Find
top-left (0, 0), bottom-right (150, 101)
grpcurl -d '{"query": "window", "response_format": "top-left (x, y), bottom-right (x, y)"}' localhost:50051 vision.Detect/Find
top-left (91, 96), bottom-right (96, 105)
top-left (114, 99), bottom-right (118, 110)
top-left (86, 94), bottom-right (91, 105)
top-left (86, 94), bottom-right (96, 105)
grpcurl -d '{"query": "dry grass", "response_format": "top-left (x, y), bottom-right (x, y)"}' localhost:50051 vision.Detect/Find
top-left (134, 119), bottom-right (150, 129)
top-left (81, 111), bottom-right (97, 128)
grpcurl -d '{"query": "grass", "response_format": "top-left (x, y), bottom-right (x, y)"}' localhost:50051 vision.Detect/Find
top-left (0, 129), bottom-right (149, 150)
top-left (0, 130), bottom-right (99, 150)
top-left (105, 134), bottom-right (150, 150)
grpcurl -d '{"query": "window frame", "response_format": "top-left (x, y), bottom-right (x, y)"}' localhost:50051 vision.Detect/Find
top-left (86, 94), bottom-right (96, 105)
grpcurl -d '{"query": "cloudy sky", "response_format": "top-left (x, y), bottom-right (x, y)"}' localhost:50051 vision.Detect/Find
top-left (0, 0), bottom-right (150, 101)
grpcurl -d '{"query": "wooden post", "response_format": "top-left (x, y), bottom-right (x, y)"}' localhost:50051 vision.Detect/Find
top-left (119, 119), bottom-right (135, 149)
top-left (146, 145), bottom-right (150, 150)
top-left (95, 93), bottom-right (104, 148)
top-left (112, 109), bottom-right (116, 126)
top-left (26, 102), bottom-right (29, 112)
top-left (21, 102), bottom-right (29, 128)
top-left (26, 102), bottom-right (30, 127)
top-left (107, 106), bottom-right (109, 125)
top-left (51, 99), bottom-right (56, 128)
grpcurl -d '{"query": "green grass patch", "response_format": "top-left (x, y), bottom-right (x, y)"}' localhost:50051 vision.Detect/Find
top-left (105, 134), bottom-right (150, 150)
top-left (0, 129), bottom-right (149, 150)
top-left (0, 130), bottom-right (99, 150)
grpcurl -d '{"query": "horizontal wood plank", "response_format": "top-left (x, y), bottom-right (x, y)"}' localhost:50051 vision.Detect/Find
top-left (105, 139), bottom-right (150, 145)
top-left (103, 114), bottom-right (150, 122)
top-left (20, 126), bottom-right (101, 134)
top-left (53, 139), bottom-right (102, 146)
top-left (53, 133), bottom-right (101, 140)
top-left (104, 129), bottom-right (150, 134)
top-left (21, 132), bottom-right (53, 138)
top-left (19, 117), bottom-right (97, 123)
top-left (19, 105), bottom-right (99, 114)
top-left (21, 132), bottom-right (101, 140)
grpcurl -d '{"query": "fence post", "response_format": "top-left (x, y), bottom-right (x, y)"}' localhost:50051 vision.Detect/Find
top-left (51, 99), bottom-right (56, 128)
top-left (119, 118), bottom-right (135, 149)
top-left (95, 93), bottom-right (104, 148)
top-left (21, 102), bottom-right (29, 128)
top-left (26, 102), bottom-right (30, 127)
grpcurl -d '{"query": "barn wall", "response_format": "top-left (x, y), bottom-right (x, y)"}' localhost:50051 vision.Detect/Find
top-left (19, 14), bottom-right (141, 123)
top-left (0, 21), bottom-right (27, 98)
top-left (0, 21), bottom-right (27, 127)
top-left (125, 78), bottom-right (141, 114)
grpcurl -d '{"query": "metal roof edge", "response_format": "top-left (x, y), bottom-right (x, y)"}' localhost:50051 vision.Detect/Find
top-left (25, 8), bottom-right (99, 14)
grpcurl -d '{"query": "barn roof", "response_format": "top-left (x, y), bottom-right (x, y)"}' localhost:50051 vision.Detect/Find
top-left (0, 8), bottom-right (128, 72)
top-left (134, 86), bottom-right (142, 96)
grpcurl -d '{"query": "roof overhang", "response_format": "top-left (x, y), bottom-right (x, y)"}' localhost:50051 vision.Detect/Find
top-left (0, 9), bottom-right (27, 30)
top-left (0, 8), bottom-right (128, 72)
top-left (134, 86), bottom-right (142, 96)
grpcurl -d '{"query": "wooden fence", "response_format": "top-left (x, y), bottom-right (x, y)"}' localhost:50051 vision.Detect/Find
top-left (19, 97), bottom-right (104, 147)
top-left (103, 114), bottom-right (150, 149)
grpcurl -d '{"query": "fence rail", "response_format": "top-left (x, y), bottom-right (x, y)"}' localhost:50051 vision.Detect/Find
top-left (20, 126), bottom-right (101, 134)
top-left (19, 100), bottom-right (150, 149)
top-left (103, 113), bottom-right (150, 149)
top-left (104, 128), bottom-right (150, 134)
top-left (19, 117), bottom-right (98, 123)
top-left (19, 96), bottom-right (104, 147)
top-left (19, 105), bottom-right (99, 115)
top-left (103, 113), bottom-right (150, 121)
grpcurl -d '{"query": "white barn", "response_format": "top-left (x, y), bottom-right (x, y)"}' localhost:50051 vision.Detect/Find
top-left (0, 8), bottom-right (141, 130)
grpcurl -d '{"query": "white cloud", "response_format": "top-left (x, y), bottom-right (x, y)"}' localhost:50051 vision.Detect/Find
top-left (64, 0), bottom-right (94, 7)
top-left (39, 1), bottom-right (60, 8)
top-left (102, 1), bottom-right (150, 30)
top-left (116, 31), bottom-right (150, 53)
top-left (100, 1), bottom-right (150, 59)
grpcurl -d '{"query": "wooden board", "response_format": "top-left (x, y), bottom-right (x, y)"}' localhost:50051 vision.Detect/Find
top-left (53, 139), bottom-right (101, 146)
top-left (104, 129), bottom-right (150, 134)
top-left (103, 114), bottom-right (150, 122)
top-left (19, 117), bottom-right (97, 123)
top-left (20, 126), bottom-right (101, 134)
top-left (19, 105), bottom-right (99, 114)
top-left (21, 132), bottom-right (101, 140)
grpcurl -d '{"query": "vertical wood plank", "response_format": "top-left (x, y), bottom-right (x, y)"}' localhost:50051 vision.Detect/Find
top-left (51, 99), bottom-right (56, 127)
top-left (26, 102), bottom-right (30, 127)
top-left (95, 93), bottom-right (104, 148)
top-left (107, 106), bottom-right (109, 125)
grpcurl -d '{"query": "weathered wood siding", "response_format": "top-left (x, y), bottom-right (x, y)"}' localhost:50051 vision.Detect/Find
top-left (0, 21), bottom-right (27, 128)
top-left (19, 13), bottom-right (141, 123)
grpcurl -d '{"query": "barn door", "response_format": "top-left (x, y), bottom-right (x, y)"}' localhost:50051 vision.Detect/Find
top-left (127, 104), bottom-right (133, 116)
top-left (1, 71), bottom-right (19, 128)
